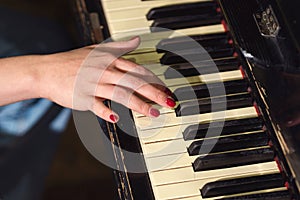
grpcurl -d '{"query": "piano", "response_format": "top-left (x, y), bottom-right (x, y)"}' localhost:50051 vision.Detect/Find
top-left (72, 0), bottom-right (300, 199)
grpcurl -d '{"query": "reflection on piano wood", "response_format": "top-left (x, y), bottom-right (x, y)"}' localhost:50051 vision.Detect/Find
top-left (95, 0), bottom-right (299, 199)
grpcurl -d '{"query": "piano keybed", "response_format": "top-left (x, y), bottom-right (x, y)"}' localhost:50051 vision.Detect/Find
top-left (98, 0), bottom-right (293, 199)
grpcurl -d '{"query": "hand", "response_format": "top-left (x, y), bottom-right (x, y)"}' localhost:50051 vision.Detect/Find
top-left (38, 37), bottom-right (175, 123)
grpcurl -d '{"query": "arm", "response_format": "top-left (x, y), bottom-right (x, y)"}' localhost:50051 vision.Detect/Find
top-left (0, 37), bottom-right (175, 123)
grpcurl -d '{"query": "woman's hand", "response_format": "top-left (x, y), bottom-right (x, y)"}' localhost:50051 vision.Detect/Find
top-left (37, 37), bottom-right (175, 123)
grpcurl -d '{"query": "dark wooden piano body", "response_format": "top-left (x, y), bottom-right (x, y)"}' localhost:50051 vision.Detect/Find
top-left (71, 0), bottom-right (300, 199)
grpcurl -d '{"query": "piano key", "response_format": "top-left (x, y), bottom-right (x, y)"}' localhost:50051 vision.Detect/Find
top-left (150, 164), bottom-right (279, 200)
top-left (118, 24), bottom-right (226, 54)
top-left (193, 147), bottom-right (274, 171)
top-left (149, 161), bottom-right (278, 186)
top-left (200, 173), bottom-right (284, 198)
top-left (219, 190), bottom-right (291, 200)
top-left (134, 106), bottom-right (258, 131)
top-left (173, 79), bottom-right (248, 101)
top-left (102, 0), bottom-right (204, 12)
top-left (156, 32), bottom-right (230, 53)
top-left (146, 1), bottom-right (218, 20)
top-left (163, 69), bottom-right (243, 88)
top-left (164, 57), bottom-right (240, 78)
top-left (160, 45), bottom-right (235, 65)
top-left (141, 130), bottom-right (268, 157)
top-left (175, 93), bottom-right (253, 117)
top-left (150, 14), bottom-right (221, 32)
top-left (183, 117), bottom-right (263, 140)
top-left (188, 131), bottom-right (269, 156)
top-left (102, 0), bottom-right (221, 38)
top-left (112, 23), bottom-right (225, 41)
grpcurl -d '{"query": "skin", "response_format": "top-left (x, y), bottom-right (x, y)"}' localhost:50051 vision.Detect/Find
top-left (0, 37), bottom-right (174, 123)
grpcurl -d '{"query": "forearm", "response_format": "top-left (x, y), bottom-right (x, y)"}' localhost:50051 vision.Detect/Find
top-left (0, 55), bottom-right (43, 105)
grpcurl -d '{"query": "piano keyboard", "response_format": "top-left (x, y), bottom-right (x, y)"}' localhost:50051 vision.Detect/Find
top-left (99, 0), bottom-right (290, 199)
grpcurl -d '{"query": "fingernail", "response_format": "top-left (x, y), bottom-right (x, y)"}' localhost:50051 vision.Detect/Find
top-left (149, 107), bottom-right (160, 117)
top-left (164, 88), bottom-right (173, 96)
top-left (109, 114), bottom-right (119, 123)
top-left (166, 97), bottom-right (176, 108)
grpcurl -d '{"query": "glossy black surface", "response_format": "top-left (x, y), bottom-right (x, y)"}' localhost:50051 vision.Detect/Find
top-left (156, 32), bottom-right (229, 53)
top-left (150, 14), bottom-right (221, 32)
top-left (146, 1), bottom-right (218, 20)
top-left (183, 117), bottom-right (263, 140)
top-left (188, 131), bottom-right (268, 156)
top-left (175, 93), bottom-right (253, 116)
top-left (160, 44), bottom-right (235, 65)
top-left (193, 147), bottom-right (274, 171)
top-left (173, 79), bottom-right (248, 101)
top-left (201, 173), bottom-right (284, 198)
top-left (164, 57), bottom-right (239, 79)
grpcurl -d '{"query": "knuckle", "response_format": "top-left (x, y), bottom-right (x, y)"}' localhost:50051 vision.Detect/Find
top-left (155, 91), bottom-right (167, 102)
top-left (133, 101), bottom-right (149, 115)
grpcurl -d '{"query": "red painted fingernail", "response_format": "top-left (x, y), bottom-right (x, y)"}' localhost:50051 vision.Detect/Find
top-left (149, 108), bottom-right (160, 117)
top-left (166, 97), bottom-right (176, 108)
top-left (109, 114), bottom-right (119, 123)
top-left (164, 88), bottom-right (173, 96)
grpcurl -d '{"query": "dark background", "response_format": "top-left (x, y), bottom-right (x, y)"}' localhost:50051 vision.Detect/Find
top-left (0, 0), bottom-right (117, 199)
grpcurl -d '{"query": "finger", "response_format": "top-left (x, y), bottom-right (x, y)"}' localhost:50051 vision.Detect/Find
top-left (114, 58), bottom-right (151, 75)
top-left (114, 58), bottom-right (168, 90)
top-left (99, 71), bottom-right (175, 108)
top-left (95, 85), bottom-right (161, 117)
top-left (102, 36), bottom-right (140, 54)
top-left (91, 99), bottom-right (120, 123)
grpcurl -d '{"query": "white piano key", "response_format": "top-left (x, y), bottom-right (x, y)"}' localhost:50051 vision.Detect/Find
top-left (149, 161), bottom-right (279, 186)
top-left (133, 56), bottom-right (236, 76)
top-left (102, 0), bottom-right (206, 11)
top-left (104, 0), bottom-right (208, 20)
top-left (145, 152), bottom-right (196, 171)
top-left (102, 0), bottom-right (218, 38)
top-left (153, 180), bottom-right (284, 200)
top-left (158, 70), bottom-right (243, 87)
top-left (111, 24), bottom-right (225, 41)
top-left (134, 106), bottom-right (258, 130)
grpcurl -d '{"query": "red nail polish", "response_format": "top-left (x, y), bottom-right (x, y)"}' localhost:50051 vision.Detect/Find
top-left (149, 108), bottom-right (160, 117)
top-left (166, 97), bottom-right (176, 108)
top-left (164, 88), bottom-right (173, 96)
top-left (109, 114), bottom-right (119, 122)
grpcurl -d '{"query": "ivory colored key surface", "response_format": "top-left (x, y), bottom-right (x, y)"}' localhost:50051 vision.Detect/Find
top-left (101, 0), bottom-right (209, 32)
top-left (100, 0), bottom-right (224, 39)
top-left (134, 106), bottom-right (257, 130)
top-left (149, 162), bottom-right (278, 186)
top-left (151, 169), bottom-right (280, 200)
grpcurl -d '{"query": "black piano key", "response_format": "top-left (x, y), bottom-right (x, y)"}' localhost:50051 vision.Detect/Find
top-left (175, 93), bottom-right (253, 117)
top-left (219, 190), bottom-right (291, 200)
top-left (201, 173), bottom-right (284, 198)
top-left (174, 79), bottom-right (248, 101)
top-left (150, 14), bottom-right (221, 32)
top-left (160, 44), bottom-right (235, 65)
top-left (164, 57), bottom-right (240, 79)
top-left (188, 131), bottom-right (269, 156)
top-left (183, 117), bottom-right (263, 140)
top-left (146, 1), bottom-right (218, 20)
top-left (193, 147), bottom-right (274, 172)
top-left (156, 32), bottom-right (229, 53)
